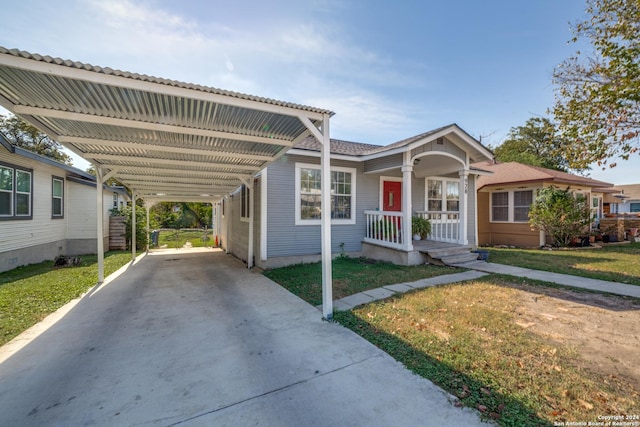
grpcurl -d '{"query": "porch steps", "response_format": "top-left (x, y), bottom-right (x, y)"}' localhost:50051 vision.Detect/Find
top-left (419, 245), bottom-right (479, 266)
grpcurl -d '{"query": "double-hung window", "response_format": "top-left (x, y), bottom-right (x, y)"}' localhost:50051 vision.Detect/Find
top-left (52, 177), bottom-right (64, 218)
top-left (295, 163), bottom-right (356, 225)
top-left (491, 189), bottom-right (533, 222)
top-left (0, 162), bottom-right (32, 219)
top-left (426, 178), bottom-right (460, 212)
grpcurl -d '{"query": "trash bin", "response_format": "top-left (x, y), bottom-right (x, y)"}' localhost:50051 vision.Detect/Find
top-left (151, 230), bottom-right (159, 247)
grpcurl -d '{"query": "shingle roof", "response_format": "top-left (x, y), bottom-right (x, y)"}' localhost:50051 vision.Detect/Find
top-left (294, 135), bottom-right (382, 155)
top-left (474, 161), bottom-right (613, 189)
top-left (294, 123), bottom-right (492, 158)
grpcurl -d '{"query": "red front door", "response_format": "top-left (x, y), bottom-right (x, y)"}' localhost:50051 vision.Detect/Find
top-left (383, 181), bottom-right (402, 212)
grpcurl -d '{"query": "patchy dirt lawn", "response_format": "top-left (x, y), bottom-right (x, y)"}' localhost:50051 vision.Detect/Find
top-left (513, 282), bottom-right (640, 390)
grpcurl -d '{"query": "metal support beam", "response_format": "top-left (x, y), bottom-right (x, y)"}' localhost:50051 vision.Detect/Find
top-left (96, 166), bottom-right (105, 284)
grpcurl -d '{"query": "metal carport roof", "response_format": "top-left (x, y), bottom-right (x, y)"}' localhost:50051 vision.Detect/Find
top-left (0, 47), bottom-right (335, 318)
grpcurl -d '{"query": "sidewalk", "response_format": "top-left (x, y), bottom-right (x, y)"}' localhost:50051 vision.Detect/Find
top-left (332, 261), bottom-right (640, 311)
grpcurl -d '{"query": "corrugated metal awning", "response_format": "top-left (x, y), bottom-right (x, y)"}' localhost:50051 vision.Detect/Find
top-left (0, 47), bottom-right (334, 202)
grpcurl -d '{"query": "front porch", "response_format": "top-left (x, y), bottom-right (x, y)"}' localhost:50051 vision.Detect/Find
top-left (361, 210), bottom-right (478, 266)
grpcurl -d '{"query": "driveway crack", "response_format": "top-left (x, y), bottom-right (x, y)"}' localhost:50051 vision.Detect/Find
top-left (164, 354), bottom-right (381, 426)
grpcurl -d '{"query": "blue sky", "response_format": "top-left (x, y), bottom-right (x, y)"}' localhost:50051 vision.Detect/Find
top-left (0, 0), bottom-right (636, 184)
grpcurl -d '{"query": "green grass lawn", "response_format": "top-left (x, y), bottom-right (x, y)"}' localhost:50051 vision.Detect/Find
top-left (0, 251), bottom-right (133, 346)
top-left (156, 229), bottom-right (214, 249)
top-left (263, 255), bottom-right (460, 306)
top-left (486, 242), bottom-right (640, 286)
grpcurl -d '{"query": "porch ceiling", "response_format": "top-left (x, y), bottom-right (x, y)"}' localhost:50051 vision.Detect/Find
top-left (413, 155), bottom-right (462, 178)
top-left (0, 47), bottom-right (333, 203)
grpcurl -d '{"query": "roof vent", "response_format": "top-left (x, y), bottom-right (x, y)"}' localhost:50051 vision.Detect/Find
top-left (436, 137), bottom-right (444, 145)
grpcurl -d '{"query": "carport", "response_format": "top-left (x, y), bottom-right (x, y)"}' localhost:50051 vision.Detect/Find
top-left (0, 47), bottom-right (335, 317)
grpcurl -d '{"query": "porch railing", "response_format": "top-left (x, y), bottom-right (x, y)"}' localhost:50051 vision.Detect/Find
top-left (363, 210), bottom-right (404, 249)
top-left (415, 211), bottom-right (460, 243)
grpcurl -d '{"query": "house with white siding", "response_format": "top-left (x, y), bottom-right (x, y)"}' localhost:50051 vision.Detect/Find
top-left (218, 124), bottom-right (494, 268)
top-left (0, 134), bottom-right (129, 273)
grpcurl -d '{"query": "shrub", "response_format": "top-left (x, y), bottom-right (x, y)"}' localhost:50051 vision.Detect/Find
top-left (528, 186), bottom-right (591, 247)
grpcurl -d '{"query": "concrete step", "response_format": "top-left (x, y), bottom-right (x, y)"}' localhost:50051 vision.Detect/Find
top-left (440, 252), bottom-right (481, 265)
top-left (421, 246), bottom-right (473, 258)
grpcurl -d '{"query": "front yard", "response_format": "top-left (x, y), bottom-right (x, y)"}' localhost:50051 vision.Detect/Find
top-left (0, 252), bottom-right (133, 346)
top-left (265, 248), bottom-right (640, 426)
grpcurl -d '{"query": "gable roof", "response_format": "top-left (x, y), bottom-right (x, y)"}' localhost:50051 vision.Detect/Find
top-left (474, 161), bottom-right (613, 190)
top-left (294, 123), bottom-right (493, 161)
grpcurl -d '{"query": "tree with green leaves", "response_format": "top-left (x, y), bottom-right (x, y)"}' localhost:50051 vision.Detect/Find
top-left (528, 186), bottom-right (592, 247)
top-left (493, 117), bottom-right (579, 173)
top-left (0, 114), bottom-right (72, 165)
top-left (553, 0), bottom-right (640, 170)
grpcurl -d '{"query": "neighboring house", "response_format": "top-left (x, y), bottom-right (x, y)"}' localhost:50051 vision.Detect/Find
top-left (0, 134), bottom-right (129, 273)
top-left (218, 124), bottom-right (494, 268)
top-left (607, 184), bottom-right (640, 214)
top-left (474, 161), bottom-right (613, 247)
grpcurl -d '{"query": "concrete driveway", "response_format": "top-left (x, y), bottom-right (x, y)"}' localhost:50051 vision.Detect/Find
top-left (0, 249), bottom-right (485, 426)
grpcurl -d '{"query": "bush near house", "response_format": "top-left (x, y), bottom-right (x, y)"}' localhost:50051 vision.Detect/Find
top-left (529, 186), bottom-right (591, 247)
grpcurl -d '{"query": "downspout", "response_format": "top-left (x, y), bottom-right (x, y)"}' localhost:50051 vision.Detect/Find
top-left (131, 191), bottom-right (137, 261)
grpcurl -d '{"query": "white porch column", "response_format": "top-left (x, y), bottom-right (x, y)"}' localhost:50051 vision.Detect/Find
top-left (402, 152), bottom-right (413, 251)
top-left (96, 166), bottom-right (104, 284)
top-left (131, 192), bottom-right (137, 261)
top-left (459, 170), bottom-right (469, 245)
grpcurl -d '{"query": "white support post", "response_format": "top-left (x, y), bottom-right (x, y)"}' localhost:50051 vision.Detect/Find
top-left (131, 192), bottom-right (137, 261)
top-left (402, 152), bottom-right (414, 252)
top-left (146, 202), bottom-right (150, 252)
top-left (96, 166), bottom-right (105, 284)
top-left (297, 114), bottom-right (334, 319)
top-left (459, 170), bottom-right (469, 245)
top-left (211, 201), bottom-right (219, 248)
top-left (320, 114), bottom-right (333, 320)
top-left (240, 177), bottom-right (255, 269)
top-left (260, 169), bottom-right (268, 262)
top-left (225, 196), bottom-right (230, 254)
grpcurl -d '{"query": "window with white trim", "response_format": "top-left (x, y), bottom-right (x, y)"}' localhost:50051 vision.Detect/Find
top-left (113, 192), bottom-right (118, 208)
top-left (630, 202), bottom-right (640, 213)
top-left (426, 178), bottom-right (459, 212)
top-left (52, 177), bottom-right (64, 218)
top-left (295, 163), bottom-right (356, 225)
top-left (513, 190), bottom-right (533, 222)
top-left (0, 163), bottom-right (32, 219)
top-left (491, 189), bottom-right (533, 222)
